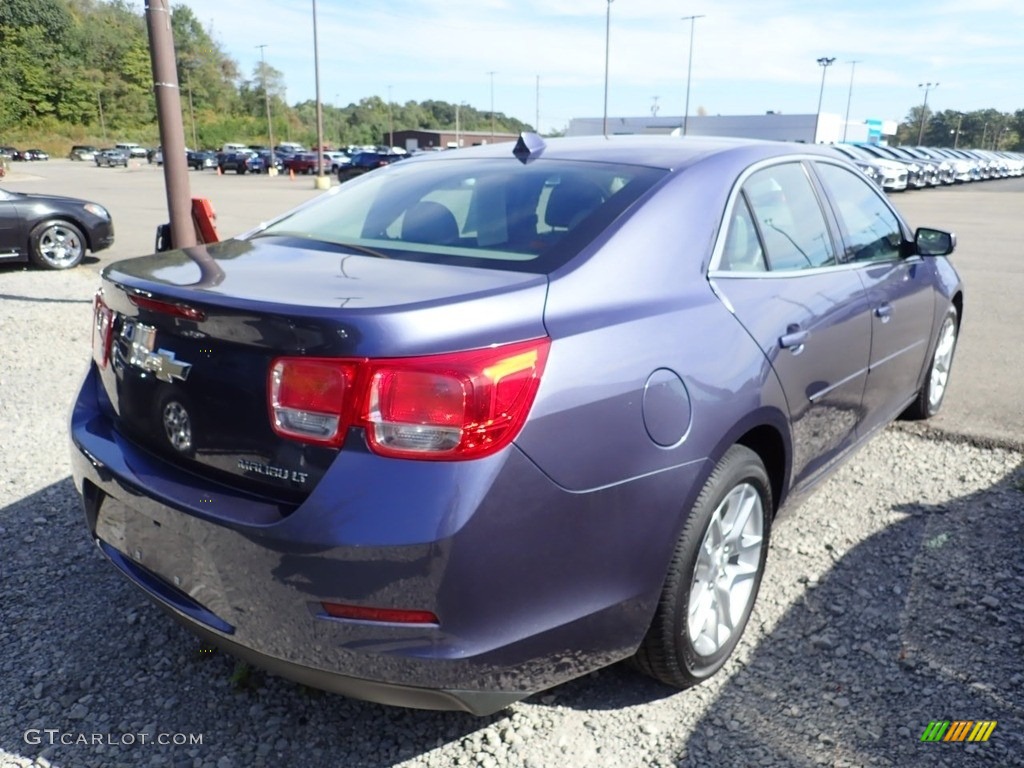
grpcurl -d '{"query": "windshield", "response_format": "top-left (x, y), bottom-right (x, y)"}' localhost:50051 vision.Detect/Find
top-left (257, 157), bottom-right (666, 274)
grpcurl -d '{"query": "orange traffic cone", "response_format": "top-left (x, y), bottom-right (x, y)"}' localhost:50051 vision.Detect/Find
top-left (289, 168), bottom-right (295, 180)
top-left (216, 166), bottom-right (222, 176)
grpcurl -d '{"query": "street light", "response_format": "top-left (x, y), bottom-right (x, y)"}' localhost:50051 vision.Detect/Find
top-left (488, 70), bottom-right (496, 140)
top-left (681, 14), bottom-right (705, 136)
top-left (953, 112), bottom-right (963, 149)
top-left (814, 57), bottom-right (836, 144)
top-left (256, 44), bottom-right (275, 173)
top-left (387, 84), bottom-right (394, 148)
top-left (311, 0), bottom-right (327, 187)
top-left (603, 0), bottom-right (613, 137)
top-left (917, 82), bottom-right (938, 145)
top-left (842, 60), bottom-right (861, 143)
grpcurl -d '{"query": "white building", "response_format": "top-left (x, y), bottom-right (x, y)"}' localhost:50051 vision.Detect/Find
top-left (566, 113), bottom-right (896, 145)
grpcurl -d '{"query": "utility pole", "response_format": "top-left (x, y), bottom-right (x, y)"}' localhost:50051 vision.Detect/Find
top-left (96, 90), bottom-right (107, 142)
top-left (387, 85), bottom-right (394, 148)
top-left (681, 14), bottom-right (705, 136)
top-left (312, 0), bottom-right (327, 187)
top-left (603, 0), bottom-right (613, 137)
top-left (814, 57), bottom-right (836, 144)
top-left (536, 74), bottom-right (540, 133)
top-left (917, 82), bottom-right (938, 145)
top-left (144, 0), bottom-right (194, 249)
top-left (842, 60), bottom-right (861, 143)
top-left (257, 44), bottom-right (275, 173)
top-left (488, 71), bottom-right (496, 140)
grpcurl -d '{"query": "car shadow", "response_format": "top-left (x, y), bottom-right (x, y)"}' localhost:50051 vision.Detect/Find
top-left (670, 459), bottom-right (1024, 767)
top-left (3, 458), bottom-right (1021, 767)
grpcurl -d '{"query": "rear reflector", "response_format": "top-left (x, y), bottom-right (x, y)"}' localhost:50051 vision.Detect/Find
top-left (268, 338), bottom-right (549, 459)
top-left (321, 602), bottom-right (439, 624)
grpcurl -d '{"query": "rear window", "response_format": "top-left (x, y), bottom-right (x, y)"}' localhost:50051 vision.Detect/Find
top-left (256, 157), bottom-right (665, 273)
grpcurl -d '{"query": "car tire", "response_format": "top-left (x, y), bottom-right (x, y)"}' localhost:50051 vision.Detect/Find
top-left (903, 305), bottom-right (959, 420)
top-left (633, 444), bottom-right (771, 689)
top-left (28, 220), bottom-right (86, 270)
top-left (237, 167), bottom-right (246, 175)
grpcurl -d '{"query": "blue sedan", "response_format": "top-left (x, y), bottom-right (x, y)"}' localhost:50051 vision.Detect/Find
top-left (70, 134), bottom-right (961, 714)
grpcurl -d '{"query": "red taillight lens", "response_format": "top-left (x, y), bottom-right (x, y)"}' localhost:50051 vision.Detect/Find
top-left (92, 292), bottom-right (114, 369)
top-left (268, 338), bottom-right (549, 460)
top-left (269, 358), bottom-right (361, 446)
top-left (362, 339), bottom-right (550, 460)
top-left (321, 602), bottom-right (438, 624)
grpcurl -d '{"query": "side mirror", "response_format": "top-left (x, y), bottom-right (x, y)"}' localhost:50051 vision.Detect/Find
top-left (915, 227), bottom-right (956, 257)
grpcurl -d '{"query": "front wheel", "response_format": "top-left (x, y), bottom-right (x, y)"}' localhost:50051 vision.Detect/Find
top-left (903, 306), bottom-right (959, 420)
top-left (29, 220), bottom-right (86, 270)
top-left (633, 444), bottom-right (772, 688)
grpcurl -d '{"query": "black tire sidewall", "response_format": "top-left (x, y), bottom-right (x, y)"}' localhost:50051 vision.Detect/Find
top-left (672, 446), bottom-right (772, 681)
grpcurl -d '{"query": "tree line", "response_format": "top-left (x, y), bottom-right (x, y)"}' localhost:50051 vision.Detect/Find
top-left (0, 0), bottom-right (531, 151)
top-left (1, 0), bottom-right (1021, 153)
top-left (896, 106), bottom-right (1022, 150)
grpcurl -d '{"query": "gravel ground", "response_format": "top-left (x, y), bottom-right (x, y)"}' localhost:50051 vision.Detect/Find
top-left (1, 264), bottom-right (1022, 768)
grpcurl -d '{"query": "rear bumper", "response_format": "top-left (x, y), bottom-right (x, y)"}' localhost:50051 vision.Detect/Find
top-left (70, 365), bottom-right (698, 713)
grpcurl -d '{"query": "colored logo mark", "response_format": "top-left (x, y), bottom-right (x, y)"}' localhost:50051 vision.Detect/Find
top-left (920, 721), bottom-right (997, 743)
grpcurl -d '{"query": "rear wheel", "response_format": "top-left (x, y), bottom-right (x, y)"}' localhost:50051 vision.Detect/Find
top-left (29, 220), bottom-right (86, 270)
top-left (633, 444), bottom-right (771, 688)
top-left (903, 305), bottom-right (958, 420)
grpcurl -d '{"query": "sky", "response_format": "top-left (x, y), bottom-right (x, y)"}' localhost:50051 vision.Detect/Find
top-left (186, 0), bottom-right (1024, 134)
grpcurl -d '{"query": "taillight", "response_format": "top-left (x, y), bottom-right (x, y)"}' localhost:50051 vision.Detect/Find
top-left (363, 340), bottom-right (550, 460)
top-left (268, 338), bottom-right (549, 460)
top-left (92, 292), bottom-right (114, 368)
top-left (269, 358), bottom-right (361, 446)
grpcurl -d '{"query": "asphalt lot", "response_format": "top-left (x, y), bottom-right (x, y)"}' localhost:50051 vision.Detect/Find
top-left (3, 158), bottom-right (1023, 448)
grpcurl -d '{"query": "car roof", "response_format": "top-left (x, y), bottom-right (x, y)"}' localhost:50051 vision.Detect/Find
top-left (401, 134), bottom-right (843, 173)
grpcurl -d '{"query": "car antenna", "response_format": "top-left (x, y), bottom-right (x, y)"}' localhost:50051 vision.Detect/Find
top-left (513, 132), bottom-right (546, 164)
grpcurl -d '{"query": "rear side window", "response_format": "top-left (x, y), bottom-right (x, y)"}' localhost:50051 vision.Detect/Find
top-left (259, 158), bottom-right (665, 273)
top-left (743, 163), bottom-right (835, 271)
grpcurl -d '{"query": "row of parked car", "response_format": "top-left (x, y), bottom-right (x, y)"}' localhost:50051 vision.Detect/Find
top-left (0, 146), bottom-right (50, 161)
top-left (828, 144), bottom-right (1024, 193)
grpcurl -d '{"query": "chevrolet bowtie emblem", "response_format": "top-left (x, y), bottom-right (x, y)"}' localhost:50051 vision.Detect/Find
top-left (123, 320), bottom-right (193, 383)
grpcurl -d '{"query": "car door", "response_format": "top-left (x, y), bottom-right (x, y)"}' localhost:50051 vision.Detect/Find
top-left (813, 161), bottom-right (935, 436)
top-left (0, 193), bottom-right (24, 259)
top-left (711, 161), bottom-right (872, 488)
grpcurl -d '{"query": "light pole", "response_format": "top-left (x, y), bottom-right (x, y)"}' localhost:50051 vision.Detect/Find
top-left (603, 0), bottom-right (613, 137)
top-left (387, 85), bottom-right (394, 148)
top-left (953, 113), bottom-right (963, 149)
top-left (842, 60), bottom-right (861, 143)
top-left (917, 82), bottom-right (938, 145)
top-left (256, 44), bottom-right (275, 172)
top-left (488, 70), bottom-right (496, 140)
top-left (312, 0), bottom-right (327, 187)
top-left (814, 57), bottom-right (836, 144)
top-left (681, 14), bottom-right (704, 136)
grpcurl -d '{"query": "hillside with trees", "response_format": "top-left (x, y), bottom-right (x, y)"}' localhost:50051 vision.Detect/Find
top-left (1, 0), bottom-right (1021, 153)
top-left (0, 0), bottom-right (532, 153)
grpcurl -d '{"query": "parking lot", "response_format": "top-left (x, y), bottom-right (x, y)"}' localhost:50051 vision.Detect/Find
top-left (1, 159), bottom-right (1022, 768)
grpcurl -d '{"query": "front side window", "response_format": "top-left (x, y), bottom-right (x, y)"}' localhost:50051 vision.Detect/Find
top-left (815, 163), bottom-right (903, 263)
top-left (743, 163), bottom-right (835, 271)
